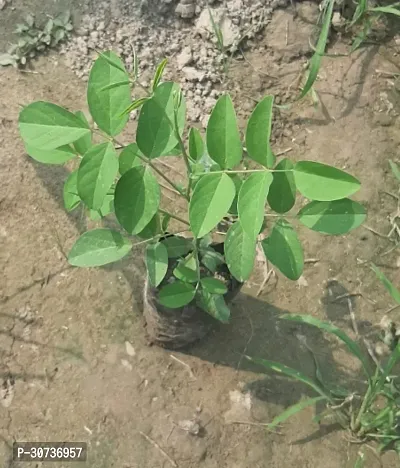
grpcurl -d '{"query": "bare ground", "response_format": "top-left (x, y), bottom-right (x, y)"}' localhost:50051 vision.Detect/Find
top-left (1, 3), bottom-right (400, 468)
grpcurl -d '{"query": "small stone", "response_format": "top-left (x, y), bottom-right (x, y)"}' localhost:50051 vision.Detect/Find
top-left (177, 47), bottom-right (193, 68)
top-left (182, 66), bottom-right (205, 81)
top-left (97, 21), bottom-right (106, 31)
top-left (178, 419), bottom-right (201, 435)
top-left (121, 359), bottom-right (133, 371)
top-left (125, 341), bottom-right (136, 356)
top-left (176, 3), bottom-right (196, 18)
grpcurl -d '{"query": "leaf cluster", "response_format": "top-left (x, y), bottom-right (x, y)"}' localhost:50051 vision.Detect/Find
top-left (0, 11), bottom-right (73, 68)
top-left (18, 50), bottom-right (366, 322)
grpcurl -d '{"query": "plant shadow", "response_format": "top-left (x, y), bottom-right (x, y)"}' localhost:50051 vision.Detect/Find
top-left (180, 285), bottom-right (368, 426)
top-left (30, 160), bottom-right (370, 443)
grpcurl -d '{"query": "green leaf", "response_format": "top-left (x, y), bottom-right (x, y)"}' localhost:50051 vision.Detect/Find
top-left (353, 452), bottom-right (365, 468)
top-left (87, 51), bottom-right (131, 137)
top-left (245, 96), bottom-right (275, 168)
top-left (370, 5), bottom-right (400, 16)
top-left (25, 143), bottom-right (76, 164)
top-left (224, 221), bottom-right (256, 282)
top-left (389, 160), bottom-right (400, 183)
top-left (119, 143), bottom-right (142, 175)
top-left (200, 247), bottom-right (225, 273)
top-left (268, 158), bottom-right (296, 213)
top-left (73, 111), bottom-right (92, 155)
top-left (201, 277), bottom-right (228, 294)
top-left (173, 255), bottom-right (199, 283)
top-left (68, 229), bottom-right (132, 267)
top-left (371, 264), bottom-right (400, 305)
top-left (279, 314), bottom-right (372, 380)
top-left (190, 173), bottom-right (236, 237)
top-left (152, 58), bottom-right (168, 91)
top-left (228, 174), bottom-right (242, 215)
top-left (162, 236), bottom-right (193, 258)
top-left (100, 80), bottom-right (131, 92)
top-left (298, 0), bottom-right (334, 99)
top-left (0, 53), bottom-right (17, 66)
top-left (136, 214), bottom-right (161, 240)
top-left (262, 219), bottom-right (303, 280)
top-left (19, 101), bottom-right (91, 150)
top-left (189, 127), bottom-right (204, 162)
top-left (77, 142), bottom-right (118, 210)
top-left (122, 97), bottom-right (149, 116)
top-left (63, 170), bottom-right (80, 212)
top-left (136, 82), bottom-right (186, 159)
top-left (238, 172), bottom-right (273, 239)
top-left (298, 199), bottom-right (366, 235)
top-left (246, 356), bottom-right (331, 400)
top-left (89, 194), bottom-right (115, 220)
top-left (145, 242), bottom-right (168, 287)
top-left (294, 161), bottom-right (361, 201)
top-left (197, 290), bottom-right (230, 323)
top-left (161, 213), bottom-right (171, 233)
top-left (268, 396), bottom-right (326, 429)
top-left (158, 281), bottom-right (196, 308)
top-left (115, 166), bottom-right (161, 235)
top-left (206, 94), bottom-right (242, 169)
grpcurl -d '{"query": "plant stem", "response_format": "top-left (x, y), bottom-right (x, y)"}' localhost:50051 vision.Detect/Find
top-left (353, 385), bottom-right (373, 433)
top-left (191, 169), bottom-right (293, 177)
top-left (100, 131), bottom-right (189, 201)
top-left (173, 105), bottom-right (192, 190)
top-left (131, 229), bottom-right (190, 247)
top-left (159, 209), bottom-right (189, 226)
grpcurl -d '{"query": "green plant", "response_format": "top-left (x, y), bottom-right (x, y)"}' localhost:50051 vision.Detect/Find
top-left (0, 11), bottom-right (73, 68)
top-left (18, 50), bottom-right (366, 322)
top-left (295, 0), bottom-right (400, 101)
top-left (246, 266), bottom-right (400, 461)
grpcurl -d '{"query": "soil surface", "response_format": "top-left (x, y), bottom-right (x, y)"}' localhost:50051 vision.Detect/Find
top-left (1, 1), bottom-right (400, 467)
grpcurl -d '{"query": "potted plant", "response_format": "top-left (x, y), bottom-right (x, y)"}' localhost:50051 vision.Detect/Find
top-left (18, 51), bottom-right (367, 349)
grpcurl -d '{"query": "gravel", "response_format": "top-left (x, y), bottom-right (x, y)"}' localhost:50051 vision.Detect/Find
top-left (61, 0), bottom-right (289, 125)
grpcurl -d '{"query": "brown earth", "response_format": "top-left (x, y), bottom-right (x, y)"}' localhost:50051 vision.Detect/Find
top-left (1, 2), bottom-right (400, 468)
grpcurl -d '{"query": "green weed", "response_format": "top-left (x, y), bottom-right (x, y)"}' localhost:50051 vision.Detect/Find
top-left (247, 266), bottom-right (400, 462)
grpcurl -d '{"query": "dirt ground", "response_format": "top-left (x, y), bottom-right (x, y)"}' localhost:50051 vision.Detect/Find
top-left (1, 2), bottom-right (400, 468)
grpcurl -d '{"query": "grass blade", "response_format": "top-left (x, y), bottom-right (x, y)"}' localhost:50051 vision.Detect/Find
top-left (354, 452), bottom-right (365, 468)
top-left (350, 18), bottom-right (373, 53)
top-left (350, 0), bottom-right (368, 26)
top-left (371, 263), bottom-right (400, 304)
top-left (376, 342), bottom-right (400, 392)
top-left (268, 396), bottom-right (326, 429)
top-left (298, 0), bottom-right (335, 99)
top-left (389, 160), bottom-right (400, 183)
top-left (208, 7), bottom-right (224, 51)
top-left (280, 314), bottom-right (372, 380)
top-left (370, 5), bottom-right (400, 16)
top-left (245, 355), bottom-right (333, 401)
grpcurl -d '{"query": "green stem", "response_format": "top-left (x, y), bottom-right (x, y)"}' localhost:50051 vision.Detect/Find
top-left (131, 229), bottom-right (189, 247)
top-left (352, 385), bottom-right (373, 433)
top-left (105, 134), bottom-right (189, 201)
top-left (191, 169), bottom-right (293, 177)
top-left (173, 105), bottom-right (192, 185)
top-left (159, 209), bottom-right (189, 226)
